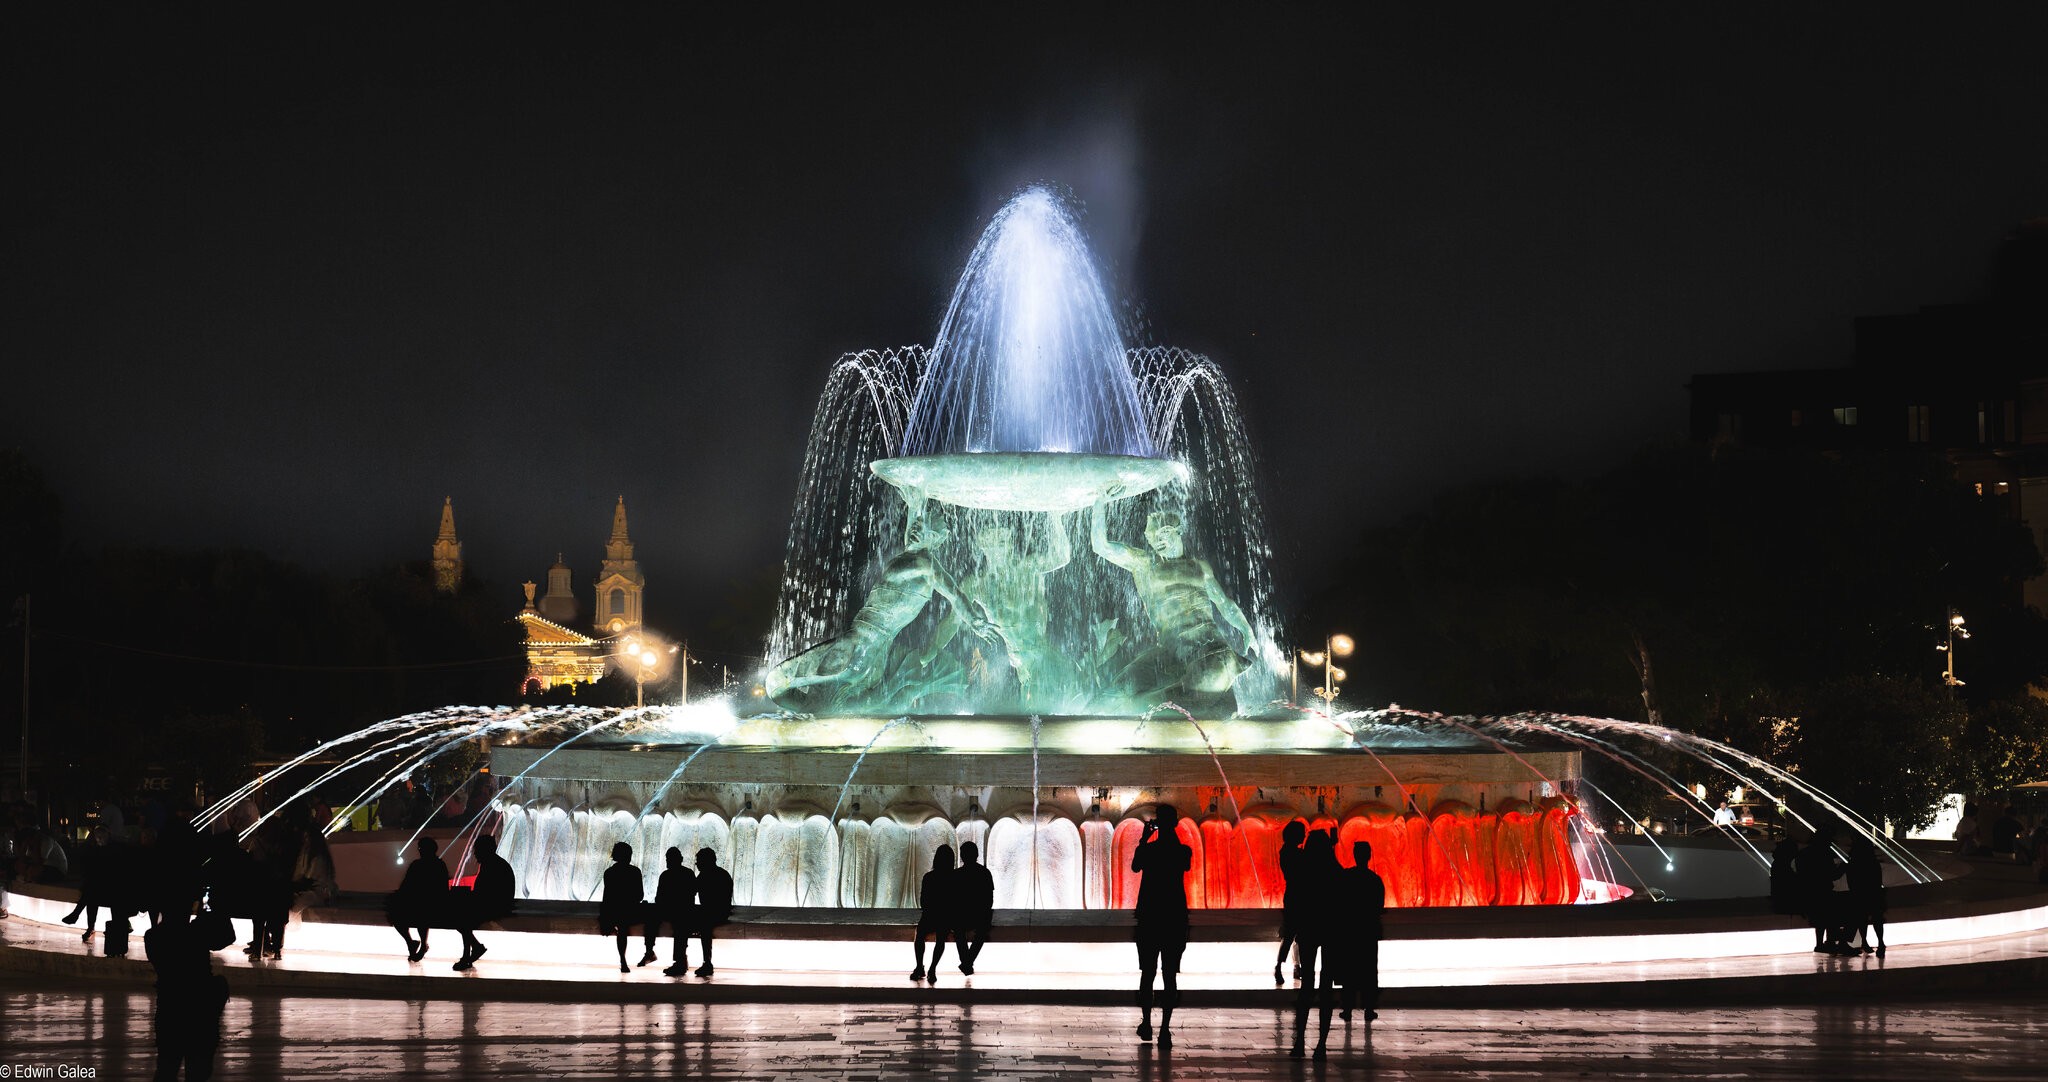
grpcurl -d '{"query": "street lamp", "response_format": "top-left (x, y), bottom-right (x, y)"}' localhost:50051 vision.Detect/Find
top-left (1294, 632), bottom-right (1354, 711)
top-left (613, 631), bottom-right (679, 708)
top-left (1936, 610), bottom-right (1970, 688)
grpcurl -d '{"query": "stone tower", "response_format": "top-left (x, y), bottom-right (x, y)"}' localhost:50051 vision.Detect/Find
top-left (538, 554), bottom-right (578, 625)
top-left (593, 495), bottom-right (646, 634)
top-left (432, 497), bottom-right (464, 594)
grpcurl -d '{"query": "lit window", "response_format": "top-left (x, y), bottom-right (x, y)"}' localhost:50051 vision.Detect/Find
top-left (1832, 407), bottom-right (1858, 426)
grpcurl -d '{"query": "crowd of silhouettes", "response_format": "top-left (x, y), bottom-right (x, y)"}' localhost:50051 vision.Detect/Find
top-left (588, 842), bottom-right (732, 977)
top-left (1270, 820), bottom-right (1386, 1059)
top-left (1774, 830), bottom-right (1888, 957)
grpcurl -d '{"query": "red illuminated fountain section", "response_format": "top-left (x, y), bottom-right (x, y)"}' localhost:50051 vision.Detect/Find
top-left (1130, 796), bottom-right (1583, 909)
top-left (484, 742), bottom-right (1592, 909)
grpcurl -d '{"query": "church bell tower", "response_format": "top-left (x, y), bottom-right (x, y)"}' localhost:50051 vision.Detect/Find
top-left (593, 496), bottom-right (646, 634)
top-left (432, 497), bottom-right (464, 594)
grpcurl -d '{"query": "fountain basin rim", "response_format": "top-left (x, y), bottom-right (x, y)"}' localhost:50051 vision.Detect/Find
top-left (870, 452), bottom-right (1187, 512)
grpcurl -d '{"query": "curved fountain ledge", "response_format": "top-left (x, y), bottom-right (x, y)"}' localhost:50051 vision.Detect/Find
top-left (6, 857), bottom-right (2043, 1007)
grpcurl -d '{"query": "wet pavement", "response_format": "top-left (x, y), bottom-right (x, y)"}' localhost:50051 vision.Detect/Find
top-left (2, 985), bottom-right (2044, 1079)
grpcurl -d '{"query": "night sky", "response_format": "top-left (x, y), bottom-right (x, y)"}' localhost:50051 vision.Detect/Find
top-left (12, 7), bottom-right (2045, 648)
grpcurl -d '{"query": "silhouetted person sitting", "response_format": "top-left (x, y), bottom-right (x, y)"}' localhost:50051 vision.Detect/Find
top-left (1337, 840), bottom-right (1387, 1022)
top-left (1132, 804), bottom-right (1192, 1049)
top-left (954, 840), bottom-right (995, 975)
top-left (454, 834), bottom-right (514, 971)
top-left (1844, 838), bottom-right (1885, 957)
top-left (644, 846), bottom-right (697, 975)
top-left (1273, 819), bottom-right (1307, 984)
top-left (146, 910), bottom-right (233, 1080)
top-left (1289, 829), bottom-right (1342, 1059)
top-left (910, 844), bottom-right (957, 982)
top-left (388, 836), bottom-right (450, 962)
top-left (693, 847), bottom-right (734, 976)
top-left (599, 841), bottom-right (644, 973)
top-left (1768, 837), bottom-right (1801, 915)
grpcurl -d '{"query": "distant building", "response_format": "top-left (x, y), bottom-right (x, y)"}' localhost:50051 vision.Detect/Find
top-left (432, 497), bottom-right (464, 594)
top-left (514, 497), bottom-right (653, 692)
top-left (1687, 222), bottom-right (2048, 613)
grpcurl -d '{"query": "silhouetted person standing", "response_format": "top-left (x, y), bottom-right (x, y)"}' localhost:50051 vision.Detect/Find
top-left (1132, 804), bottom-right (1192, 1048)
top-left (454, 834), bottom-right (513, 971)
top-left (910, 844), bottom-right (956, 982)
top-left (1337, 840), bottom-right (1387, 1022)
top-left (62, 825), bottom-right (115, 942)
top-left (388, 836), bottom-right (449, 962)
top-left (1289, 829), bottom-right (1342, 1059)
top-left (1796, 830), bottom-right (1845, 953)
top-left (146, 911), bottom-right (233, 1080)
top-left (599, 842), bottom-right (644, 973)
top-left (1845, 838), bottom-right (1885, 957)
top-left (645, 846), bottom-right (697, 975)
top-left (1768, 837), bottom-right (1801, 915)
top-left (693, 847), bottom-right (734, 976)
top-left (1274, 819), bottom-right (1306, 983)
top-left (954, 840), bottom-right (994, 975)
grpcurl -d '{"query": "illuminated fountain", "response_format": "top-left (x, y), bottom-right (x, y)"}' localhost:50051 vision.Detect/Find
top-left (484, 186), bottom-right (1606, 908)
top-left (207, 187), bottom-right (1939, 913)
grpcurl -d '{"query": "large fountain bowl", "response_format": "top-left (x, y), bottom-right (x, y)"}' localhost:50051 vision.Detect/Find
top-left (870, 452), bottom-right (1188, 513)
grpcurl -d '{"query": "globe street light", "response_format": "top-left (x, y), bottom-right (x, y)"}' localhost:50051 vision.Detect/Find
top-left (1937, 610), bottom-right (1970, 688)
top-left (613, 631), bottom-right (679, 708)
top-left (1294, 632), bottom-right (1354, 712)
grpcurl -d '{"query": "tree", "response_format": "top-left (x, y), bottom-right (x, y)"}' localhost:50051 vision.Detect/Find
top-left (1787, 675), bottom-right (1965, 834)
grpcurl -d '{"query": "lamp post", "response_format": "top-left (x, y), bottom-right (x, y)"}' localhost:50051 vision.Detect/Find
top-left (1937, 610), bottom-right (1970, 688)
top-left (614, 631), bottom-right (679, 708)
top-left (1294, 632), bottom-right (1354, 712)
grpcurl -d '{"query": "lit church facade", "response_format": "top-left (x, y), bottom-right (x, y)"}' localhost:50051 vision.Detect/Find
top-left (508, 497), bottom-right (648, 693)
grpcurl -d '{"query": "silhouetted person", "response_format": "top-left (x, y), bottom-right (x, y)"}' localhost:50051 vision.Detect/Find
top-left (388, 836), bottom-right (449, 962)
top-left (453, 834), bottom-right (513, 971)
top-left (1845, 838), bottom-right (1885, 957)
top-left (1337, 840), bottom-right (1387, 1022)
top-left (1274, 819), bottom-right (1307, 983)
top-left (1768, 837), bottom-right (1801, 915)
top-left (245, 818), bottom-right (297, 959)
top-left (1991, 807), bottom-right (2023, 858)
top-left (693, 847), bottom-right (733, 976)
top-left (283, 823), bottom-right (336, 957)
top-left (1132, 804), bottom-right (1192, 1048)
top-left (644, 846), bottom-right (697, 975)
top-left (146, 911), bottom-right (233, 1080)
top-left (599, 841), bottom-right (644, 973)
top-left (62, 825), bottom-right (116, 942)
top-left (910, 844), bottom-right (956, 982)
top-left (954, 840), bottom-right (995, 974)
top-left (1290, 829), bottom-right (1342, 1059)
top-left (1796, 831), bottom-right (1846, 954)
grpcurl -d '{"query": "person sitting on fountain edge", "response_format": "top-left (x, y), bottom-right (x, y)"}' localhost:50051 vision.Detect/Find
top-left (693, 847), bottom-right (734, 977)
top-left (644, 846), bottom-right (697, 976)
top-left (910, 843), bottom-right (957, 982)
top-left (953, 840), bottom-right (995, 975)
top-left (387, 836), bottom-right (449, 963)
top-left (1091, 491), bottom-right (1256, 711)
top-left (453, 834), bottom-right (513, 972)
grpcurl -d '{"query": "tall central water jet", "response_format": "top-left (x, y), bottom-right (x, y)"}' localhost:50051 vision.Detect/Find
top-left (768, 186), bottom-right (1264, 717)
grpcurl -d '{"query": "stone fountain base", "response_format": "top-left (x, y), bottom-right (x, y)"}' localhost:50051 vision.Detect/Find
top-left (484, 727), bottom-right (1588, 910)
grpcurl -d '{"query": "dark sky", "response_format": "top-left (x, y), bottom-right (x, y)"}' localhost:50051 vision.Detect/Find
top-left (11, 7), bottom-right (2045, 646)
